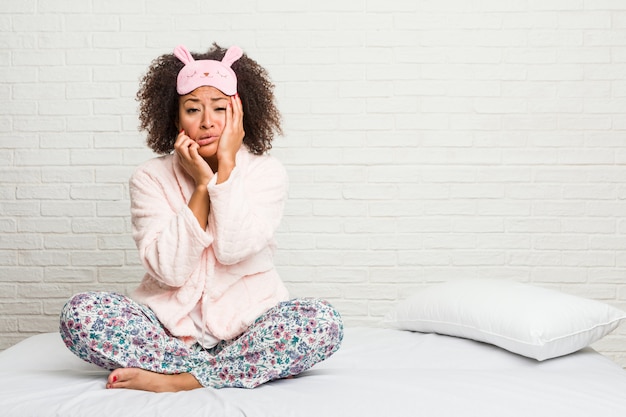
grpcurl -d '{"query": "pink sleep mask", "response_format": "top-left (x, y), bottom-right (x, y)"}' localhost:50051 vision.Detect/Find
top-left (174, 44), bottom-right (243, 96)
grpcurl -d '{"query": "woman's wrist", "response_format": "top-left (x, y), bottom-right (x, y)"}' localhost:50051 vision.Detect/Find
top-left (188, 183), bottom-right (210, 228)
top-left (195, 182), bottom-right (209, 192)
top-left (216, 159), bottom-right (235, 184)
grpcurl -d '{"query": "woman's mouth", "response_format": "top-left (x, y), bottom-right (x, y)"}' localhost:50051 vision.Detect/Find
top-left (196, 136), bottom-right (218, 146)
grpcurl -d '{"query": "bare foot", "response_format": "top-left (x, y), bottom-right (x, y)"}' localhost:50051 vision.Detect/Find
top-left (106, 368), bottom-right (202, 393)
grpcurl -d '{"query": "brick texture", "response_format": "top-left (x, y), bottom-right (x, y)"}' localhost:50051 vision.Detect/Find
top-left (1, 1), bottom-right (625, 367)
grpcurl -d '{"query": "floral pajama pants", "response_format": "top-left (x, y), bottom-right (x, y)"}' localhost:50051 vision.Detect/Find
top-left (59, 292), bottom-right (343, 389)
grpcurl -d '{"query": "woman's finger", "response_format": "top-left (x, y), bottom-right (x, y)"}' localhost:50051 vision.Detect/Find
top-left (174, 129), bottom-right (186, 146)
top-left (174, 130), bottom-right (191, 155)
top-left (225, 97), bottom-right (234, 132)
top-left (228, 94), bottom-right (244, 140)
top-left (187, 141), bottom-right (201, 160)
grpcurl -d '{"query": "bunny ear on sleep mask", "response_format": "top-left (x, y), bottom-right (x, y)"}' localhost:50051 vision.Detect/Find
top-left (174, 44), bottom-right (243, 96)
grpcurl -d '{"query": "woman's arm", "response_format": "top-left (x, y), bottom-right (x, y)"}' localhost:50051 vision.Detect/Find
top-left (208, 155), bottom-right (288, 265)
top-left (208, 94), bottom-right (288, 265)
top-left (214, 94), bottom-right (244, 186)
top-left (130, 162), bottom-right (213, 287)
top-left (174, 129), bottom-right (214, 229)
top-left (187, 184), bottom-right (210, 229)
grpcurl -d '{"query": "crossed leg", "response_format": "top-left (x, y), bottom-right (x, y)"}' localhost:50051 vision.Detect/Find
top-left (60, 292), bottom-right (343, 392)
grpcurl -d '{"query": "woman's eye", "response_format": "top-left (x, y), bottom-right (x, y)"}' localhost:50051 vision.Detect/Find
top-left (186, 108), bottom-right (199, 114)
top-left (215, 107), bottom-right (226, 112)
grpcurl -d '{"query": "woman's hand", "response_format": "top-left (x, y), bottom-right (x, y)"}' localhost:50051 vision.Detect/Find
top-left (174, 129), bottom-right (214, 187)
top-left (175, 130), bottom-right (213, 229)
top-left (216, 94), bottom-right (244, 183)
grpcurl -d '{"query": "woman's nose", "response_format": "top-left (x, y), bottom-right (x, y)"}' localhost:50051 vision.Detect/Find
top-left (201, 112), bottom-right (213, 129)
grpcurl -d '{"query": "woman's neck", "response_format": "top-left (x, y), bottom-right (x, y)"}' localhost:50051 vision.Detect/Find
top-left (205, 155), bottom-right (218, 173)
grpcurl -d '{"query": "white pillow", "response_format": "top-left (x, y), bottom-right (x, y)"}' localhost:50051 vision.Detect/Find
top-left (383, 279), bottom-right (626, 361)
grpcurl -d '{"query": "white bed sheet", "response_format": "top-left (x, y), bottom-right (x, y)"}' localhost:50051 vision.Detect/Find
top-left (0, 327), bottom-right (624, 417)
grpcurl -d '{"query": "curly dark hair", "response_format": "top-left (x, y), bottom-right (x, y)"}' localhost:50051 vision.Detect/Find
top-left (136, 43), bottom-right (282, 155)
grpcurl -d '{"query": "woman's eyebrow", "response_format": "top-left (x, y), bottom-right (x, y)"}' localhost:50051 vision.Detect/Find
top-left (182, 96), bottom-right (227, 104)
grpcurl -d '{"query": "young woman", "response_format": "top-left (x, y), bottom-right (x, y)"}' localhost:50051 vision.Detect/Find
top-left (59, 43), bottom-right (343, 392)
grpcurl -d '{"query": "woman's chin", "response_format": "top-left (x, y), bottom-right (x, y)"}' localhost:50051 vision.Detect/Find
top-left (197, 145), bottom-right (218, 159)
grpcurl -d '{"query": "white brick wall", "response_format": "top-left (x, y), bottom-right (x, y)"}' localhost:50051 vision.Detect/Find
top-left (1, 0), bottom-right (626, 367)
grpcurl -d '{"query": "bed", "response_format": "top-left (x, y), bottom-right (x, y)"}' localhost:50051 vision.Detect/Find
top-left (1, 279), bottom-right (625, 417)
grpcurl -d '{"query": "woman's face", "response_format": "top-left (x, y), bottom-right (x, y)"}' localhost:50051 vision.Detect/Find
top-left (177, 86), bottom-right (229, 159)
